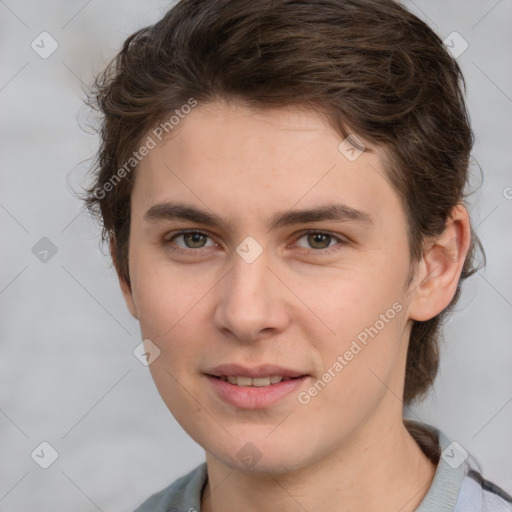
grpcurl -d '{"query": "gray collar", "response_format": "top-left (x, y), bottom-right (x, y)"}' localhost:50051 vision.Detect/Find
top-left (412, 420), bottom-right (465, 511)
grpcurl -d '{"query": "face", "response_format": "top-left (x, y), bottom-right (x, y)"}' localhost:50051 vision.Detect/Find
top-left (121, 100), bottom-right (421, 473)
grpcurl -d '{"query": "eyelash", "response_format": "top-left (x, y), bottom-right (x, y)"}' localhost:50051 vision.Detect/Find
top-left (163, 229), bottom-right (348, 256)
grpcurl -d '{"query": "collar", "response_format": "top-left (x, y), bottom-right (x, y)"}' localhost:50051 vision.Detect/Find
top-left (410, 420), bottom-right (465, 511)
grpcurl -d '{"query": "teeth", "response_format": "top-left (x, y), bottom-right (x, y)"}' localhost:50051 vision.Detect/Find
top-left (222, 375), bottom-right (289, 386)
top-left (252, 377), bottom-right (271, 387)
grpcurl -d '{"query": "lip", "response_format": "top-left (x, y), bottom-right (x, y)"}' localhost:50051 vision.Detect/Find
top-left (206, 375), bottom-right (309, 409)
top-left (205, 363), bottom-right (306, 379)
top-left (204, 364), bottom-right (310, 409)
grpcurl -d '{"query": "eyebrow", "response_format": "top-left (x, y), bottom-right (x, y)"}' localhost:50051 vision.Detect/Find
top-left (144, 201), bottom-right (375, 231)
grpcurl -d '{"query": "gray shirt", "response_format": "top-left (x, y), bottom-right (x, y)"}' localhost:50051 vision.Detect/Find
top-left (134, 421), bottom-right (512, 511)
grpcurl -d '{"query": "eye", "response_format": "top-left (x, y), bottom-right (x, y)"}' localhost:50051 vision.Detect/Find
top-left (164, 230), bottom-right (217, 252)
top-left (292, 230), bottom-right (348, 254)
top-left (163, 229), bottom-right (348, 256)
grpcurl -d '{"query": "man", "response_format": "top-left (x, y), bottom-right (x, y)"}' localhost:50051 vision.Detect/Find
top-left (83, 0), bottom-right (512, 510)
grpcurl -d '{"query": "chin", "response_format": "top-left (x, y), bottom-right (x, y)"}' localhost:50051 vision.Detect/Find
top-left (205, 437), bottom-right (316, 475)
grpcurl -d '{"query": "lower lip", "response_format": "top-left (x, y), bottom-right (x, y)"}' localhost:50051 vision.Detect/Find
top-left (206, 375), bottom-right (309, 409)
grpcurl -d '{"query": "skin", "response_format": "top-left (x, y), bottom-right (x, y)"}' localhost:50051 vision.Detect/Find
top-left (115, 100), bottom-right (471, 512)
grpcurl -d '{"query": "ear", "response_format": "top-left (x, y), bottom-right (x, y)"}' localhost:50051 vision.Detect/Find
top-left (407, 204), bottom-right (471, 322)
top-left (109, 237), bottom-right (138, 319)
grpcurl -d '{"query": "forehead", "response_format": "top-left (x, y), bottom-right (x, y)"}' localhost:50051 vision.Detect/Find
top-left (132, 101), bottom-right (402, 232)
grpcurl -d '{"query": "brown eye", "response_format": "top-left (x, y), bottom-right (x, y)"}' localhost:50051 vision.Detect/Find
top-left (181, 232), bottom-right (208, 248)
top-left (306, 232), bottom-right (332, 249)
top-left (294, 230), bottom-right (348, 254)
top-left (165, 230), bottom-right (215, 251)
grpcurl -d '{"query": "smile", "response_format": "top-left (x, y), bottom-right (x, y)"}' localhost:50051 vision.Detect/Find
top-left (217, 375), bottom-right (296, 386)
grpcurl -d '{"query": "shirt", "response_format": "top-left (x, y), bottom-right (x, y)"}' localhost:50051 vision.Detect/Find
top-left (133, 420), bottom-right (512, 511)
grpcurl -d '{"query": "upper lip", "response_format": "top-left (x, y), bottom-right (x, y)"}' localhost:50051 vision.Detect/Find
top-left (205, 363), bottom-right (307, 379)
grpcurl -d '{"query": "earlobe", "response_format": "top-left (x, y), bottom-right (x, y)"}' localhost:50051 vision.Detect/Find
top-left (109, 238), bottom-right (139, 320)
top-left (407, 205), bottom-right (471, 322)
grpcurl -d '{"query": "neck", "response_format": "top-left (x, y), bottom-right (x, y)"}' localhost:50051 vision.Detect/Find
top-left (201, 417), bottom-right (436, 512)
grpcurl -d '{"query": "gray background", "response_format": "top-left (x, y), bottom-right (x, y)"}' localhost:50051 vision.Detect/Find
top-left (0, 1), bottom-right (511, 510)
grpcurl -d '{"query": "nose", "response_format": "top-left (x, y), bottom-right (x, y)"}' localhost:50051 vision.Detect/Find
top-left (213, 245), bottom-right (290, 343)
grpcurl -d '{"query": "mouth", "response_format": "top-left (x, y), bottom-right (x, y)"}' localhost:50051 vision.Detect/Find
top-left (210, 374), bottom-right (302, 387)
top-left (206, 363), bottom-right (307, 380)
top-left (204, 364), bottom-right (310, 409)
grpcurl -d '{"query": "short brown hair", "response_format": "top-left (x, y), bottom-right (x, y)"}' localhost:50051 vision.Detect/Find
top-left (83, 0), bottom-right (485, 405)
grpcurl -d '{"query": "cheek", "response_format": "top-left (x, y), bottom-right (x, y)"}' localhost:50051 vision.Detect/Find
top-left (129, 257), bottom-right (211, 391)
top-left (308, 265), bottom-right (405, 336)
top-left (130, 254), bottom-right (199, 340)
top-left (132, 263), bottom-right (207, 414)
top-left (310, 270), bottom-right (408, 388)
top-left (307, 305), bottom-right (407, 429)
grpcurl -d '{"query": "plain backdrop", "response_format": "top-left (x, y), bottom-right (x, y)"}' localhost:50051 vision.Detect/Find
top-left (0, 1), bottom-right (511, 510)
